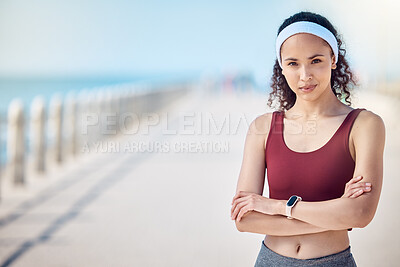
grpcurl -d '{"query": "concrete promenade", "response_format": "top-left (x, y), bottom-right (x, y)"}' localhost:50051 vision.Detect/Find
top-left (0, 88), bottom-right (399, 266)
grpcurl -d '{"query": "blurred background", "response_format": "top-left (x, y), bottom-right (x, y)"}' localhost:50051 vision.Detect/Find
top-left (0, 0), bottom-right (399, 266)
top-left (0, 0), bottom-right (399, 106)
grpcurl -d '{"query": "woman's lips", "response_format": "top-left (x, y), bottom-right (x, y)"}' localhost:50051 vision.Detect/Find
top-left (300, 85), bottom-right (316, 92)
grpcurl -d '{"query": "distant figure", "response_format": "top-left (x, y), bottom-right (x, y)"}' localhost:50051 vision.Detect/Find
top-left (222, 74), bottom-right (234, 93)
top-left (231, 11), bottom-right (385, 266)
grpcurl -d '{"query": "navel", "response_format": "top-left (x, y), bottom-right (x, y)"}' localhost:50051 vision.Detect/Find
top-left (296, 244), bottom-right (301, 253)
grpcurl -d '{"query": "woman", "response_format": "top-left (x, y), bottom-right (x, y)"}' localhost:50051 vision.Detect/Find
top-left (230, 11), bottom-right (385, 266)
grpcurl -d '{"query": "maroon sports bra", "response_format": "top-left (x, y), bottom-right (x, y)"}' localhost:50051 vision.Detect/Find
top-left (265, 108), bottom-right (366, 231)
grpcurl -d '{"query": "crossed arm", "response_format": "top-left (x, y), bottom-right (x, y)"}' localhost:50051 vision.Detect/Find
top-left (234, 210), bottom-right (329, 236)
top-left (231, 111), bottom-right (385, 236)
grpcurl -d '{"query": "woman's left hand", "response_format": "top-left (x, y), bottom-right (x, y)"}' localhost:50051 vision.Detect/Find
top-left (231, 191), bottom-right (283, 221)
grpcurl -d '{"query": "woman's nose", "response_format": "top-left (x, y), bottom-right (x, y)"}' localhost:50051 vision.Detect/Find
top-left (299, 66), bottom-right (312, 81)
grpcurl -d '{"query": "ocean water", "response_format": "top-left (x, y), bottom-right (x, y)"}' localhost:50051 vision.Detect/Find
top-left (0, 74), bottom-right (197, 114)
top-left (0, 78), bottom-right (121, 114)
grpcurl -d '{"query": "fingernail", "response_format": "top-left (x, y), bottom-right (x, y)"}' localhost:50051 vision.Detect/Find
top-left (366, 183), bottom-right (371, 186)
top-left (357, 175), bottom-right (362, 178)
top-left (365, 187), bottom-right (371, 190)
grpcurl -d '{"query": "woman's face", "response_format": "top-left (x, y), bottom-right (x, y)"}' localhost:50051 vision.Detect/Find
top-left (280, 33), bottom-right (336, 98)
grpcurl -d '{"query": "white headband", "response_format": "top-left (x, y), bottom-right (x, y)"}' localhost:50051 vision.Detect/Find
top-left (275, 21), bottom-right (338, 68)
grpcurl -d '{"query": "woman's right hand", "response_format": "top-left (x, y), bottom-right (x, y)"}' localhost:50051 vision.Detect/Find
top-left (341, 175), bottom-right (372, 198)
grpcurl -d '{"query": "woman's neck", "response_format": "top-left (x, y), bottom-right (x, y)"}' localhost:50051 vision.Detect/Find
top-left (287, 86), bottom-right (349, 119)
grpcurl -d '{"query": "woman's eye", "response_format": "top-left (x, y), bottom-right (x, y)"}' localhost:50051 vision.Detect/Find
top-left (312, 59), bottom-right (321, 63)
top-left (288, 62), bottom-right (297, 66)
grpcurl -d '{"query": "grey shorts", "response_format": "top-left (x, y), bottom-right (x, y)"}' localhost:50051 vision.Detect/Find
top-left (254, 240), bottom-right (357, 267)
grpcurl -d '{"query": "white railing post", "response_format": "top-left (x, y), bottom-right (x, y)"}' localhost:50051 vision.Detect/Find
top-left (30, 96), bottom-right (46, 173)
top-left (65, 92), bottom-right (77, 157)
top-left (77, 90), bottom-right (89, 153)
top-left (7, 99), bottom-right (25, 185)
top-left (49, 95), bottom-right (63, 164)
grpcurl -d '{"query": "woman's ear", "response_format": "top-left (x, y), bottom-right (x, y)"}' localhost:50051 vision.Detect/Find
top-left (331, 55), bottom-right (337, 69)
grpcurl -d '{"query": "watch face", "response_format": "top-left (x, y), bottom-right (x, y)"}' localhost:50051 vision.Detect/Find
top-left (287, 196), bottom-right (298, 206)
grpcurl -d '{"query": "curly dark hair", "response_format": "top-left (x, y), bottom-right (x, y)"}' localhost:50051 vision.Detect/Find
top-left (267, 11), bottom-right (358, 111)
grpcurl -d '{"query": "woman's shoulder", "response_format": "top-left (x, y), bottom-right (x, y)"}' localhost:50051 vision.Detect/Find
top-left (248, 112), bottom-right (278, 150)
top-left (354, 108), bottom-right (385, 127)
top-left (249, 111), bottom-right (277, 135)
top-left (352, 108), bottom-right (386, 141)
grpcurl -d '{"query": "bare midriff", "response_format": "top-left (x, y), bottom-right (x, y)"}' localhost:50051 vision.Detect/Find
top-left (264, 230), bottom-right (350, 259)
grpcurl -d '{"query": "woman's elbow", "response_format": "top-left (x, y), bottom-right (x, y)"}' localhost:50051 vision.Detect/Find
top-left (235, 219), bottom-right (246, 232)
top-left (234, 212), bottom-right (256, 232)
top-left (355, 208), bottom-right (376, 228)
top-left (348, 195), bottom-right (378, 228)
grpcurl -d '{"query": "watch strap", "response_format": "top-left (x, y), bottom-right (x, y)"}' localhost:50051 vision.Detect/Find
top-left (286, 195), bottom-right (302, 219)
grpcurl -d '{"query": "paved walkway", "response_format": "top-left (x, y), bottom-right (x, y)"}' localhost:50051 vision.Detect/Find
top-left (0, 88), bottom-right (398, 266)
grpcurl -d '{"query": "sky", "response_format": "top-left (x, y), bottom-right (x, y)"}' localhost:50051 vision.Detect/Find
top-left (0, 0), bottom-right (399, 88)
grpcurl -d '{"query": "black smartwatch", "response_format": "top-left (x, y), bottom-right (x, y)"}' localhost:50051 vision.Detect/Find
top-left (286, 195), bottom-right (302, 219)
